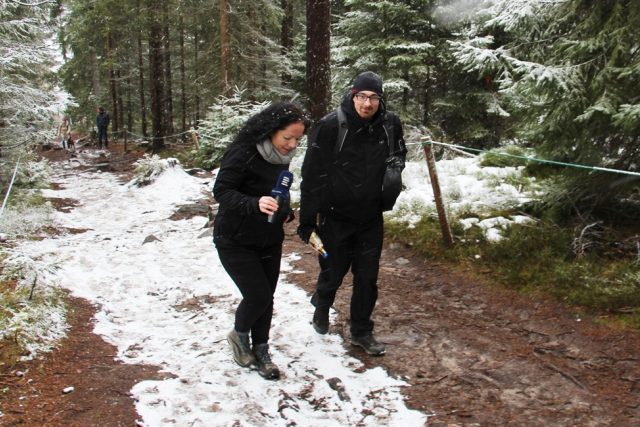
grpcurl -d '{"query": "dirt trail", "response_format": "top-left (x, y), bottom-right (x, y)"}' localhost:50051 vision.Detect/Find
top-left (1, 144), bottom-right (638, 426)
top-left (286, 229), bottom-right (640, 427)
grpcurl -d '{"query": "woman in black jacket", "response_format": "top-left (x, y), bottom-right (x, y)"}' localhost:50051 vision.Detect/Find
top-left (213, 102), bottom-right (310, 380)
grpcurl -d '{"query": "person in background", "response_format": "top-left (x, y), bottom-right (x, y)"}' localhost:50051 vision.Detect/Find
top-left (213, 102), bottom-right (310, 380)
top-left (297, 71), bottom-right (406, 356)
top-left (96, 106), bottom-right (110, 149)
top-left (57, 116), bottom-right (71, 149)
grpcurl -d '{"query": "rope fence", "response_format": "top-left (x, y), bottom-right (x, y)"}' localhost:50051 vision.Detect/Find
top-left (417, 138), bottom-right (640, 178)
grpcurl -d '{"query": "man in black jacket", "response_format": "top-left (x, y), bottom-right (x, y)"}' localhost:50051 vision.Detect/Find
top-left (96, 106), bottom-right (110, 149)
top-left (297, 71), bottom-right (406, 356)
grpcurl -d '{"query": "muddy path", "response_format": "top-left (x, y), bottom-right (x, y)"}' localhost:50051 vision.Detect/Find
top-left (1, 144), bottom-right (638, 426)
top-left (285, 224), bottom-right (640, 427)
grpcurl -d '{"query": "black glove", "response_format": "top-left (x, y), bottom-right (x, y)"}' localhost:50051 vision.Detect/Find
top-left (386, 155), bottom-right (405, 171)
top-left (297, 224), bottom-right (316, 244)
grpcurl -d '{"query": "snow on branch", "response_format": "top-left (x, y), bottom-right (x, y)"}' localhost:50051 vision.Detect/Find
top-left (449, 36), bottom-right (504, 76)
top-left (483, 0), bottom-right (563, 32)
top-left (505, 56), bottom-right (578, 92)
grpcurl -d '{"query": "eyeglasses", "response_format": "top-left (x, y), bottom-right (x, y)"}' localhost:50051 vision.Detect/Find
top-left (354, 93), bottom-right (381, 103)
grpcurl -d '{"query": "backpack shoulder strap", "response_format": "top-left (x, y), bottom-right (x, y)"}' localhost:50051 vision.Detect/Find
top-left (334, 107), bottom-right (348, 155)
top-left (383, 112), bottom-right (395, 156)
top-left (334, 108), bottom-right (396, 155)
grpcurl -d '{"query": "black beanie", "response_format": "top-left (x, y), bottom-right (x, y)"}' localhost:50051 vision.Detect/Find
top-left (351, 71), bottom-right (383, 95)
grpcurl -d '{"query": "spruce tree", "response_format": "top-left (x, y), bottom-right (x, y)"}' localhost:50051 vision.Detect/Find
top-left (450, 0), bottom-right (640, 220)
top-left (0, 1), bottom-right (64, 160)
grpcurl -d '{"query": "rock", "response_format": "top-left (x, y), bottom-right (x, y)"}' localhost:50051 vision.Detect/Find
top-left (143, 235), bottom-right (161, 244)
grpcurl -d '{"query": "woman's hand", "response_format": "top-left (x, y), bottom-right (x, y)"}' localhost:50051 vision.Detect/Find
top-left (258, 196), bottom-right (279, 216)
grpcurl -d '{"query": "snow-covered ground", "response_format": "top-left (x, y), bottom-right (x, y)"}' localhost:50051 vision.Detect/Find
top-left (5, 148), bottom-right (535, 425)
top-left (10, 154), bottom-right (428, 426)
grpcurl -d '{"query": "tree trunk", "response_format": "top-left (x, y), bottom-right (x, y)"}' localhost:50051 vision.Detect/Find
top-left (117, 69), bottom-right (124, 136)
top-left (163, 1), bottom-right (174, 136)
top-left (127, 75), bottom-right (133, 133)
top-left (306, 0), bottom-right (331, 121)
top-left (148, 8), bottom-right (165, 152)
top-left (219, 0), bottom-right (230, 95)
top-left (281, 0), bottom-right (294, 85)
top-left (91, 51), bottom-right (101, 106)
top-left (422, 67), bottom-right (431, 125)
top-left (179, 15), bottom-right (187, 136)
top-left (107, 31), bottom-right (119, 133)
top-left (194, 30), bottom-right (200, 127)
top-left (137, 0), bottom-right (147, 137)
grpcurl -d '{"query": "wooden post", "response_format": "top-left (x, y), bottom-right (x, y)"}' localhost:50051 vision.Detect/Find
top-left (191, 128), bottom-right (199, 149)
top-left (124, 129), bottom-right (128, 152)
top-left (422, 136), bottom-right (454, 247)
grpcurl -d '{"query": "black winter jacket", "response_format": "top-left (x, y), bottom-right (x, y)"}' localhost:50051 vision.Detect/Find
top-left (213, 142), bottom-right (291, 248)
top-left (96, 112), bottom-right (110, 129)
top-left (299, 94), bottom-right (406, 226)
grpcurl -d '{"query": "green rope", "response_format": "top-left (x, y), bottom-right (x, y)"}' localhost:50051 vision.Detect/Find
top-left (418, 139), bottom-right (640, 177)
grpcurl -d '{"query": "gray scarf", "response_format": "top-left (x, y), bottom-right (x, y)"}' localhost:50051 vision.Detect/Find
top-left (256, 139), bottom-right (296, 165)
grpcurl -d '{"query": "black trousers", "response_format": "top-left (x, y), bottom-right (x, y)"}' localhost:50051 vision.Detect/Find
top-left (216, 241), bottom-right (282, 345)
top-left (311, 214), bottom-right (384, 337)
top-left (97, 126), bottom-right (108, 147)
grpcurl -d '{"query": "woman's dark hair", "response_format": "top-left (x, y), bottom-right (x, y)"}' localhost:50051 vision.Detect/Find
top-left (233, 102), bottom-right (311, 146)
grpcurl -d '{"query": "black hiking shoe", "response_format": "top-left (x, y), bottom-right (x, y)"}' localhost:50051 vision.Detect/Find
top-left (312, 307), bottom-right (329, 335)
top-left (253, 343), bottom-right (280, 380)
top-left (351, 334), bottom-right (386, 356)
top-left (227, 329), bottom-right (255, 367)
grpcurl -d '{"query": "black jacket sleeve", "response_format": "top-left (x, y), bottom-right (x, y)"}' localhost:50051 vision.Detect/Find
top-left (213, 144), bottom-right (259, 217)
top-left (299, 117), bottom-right (334, 228)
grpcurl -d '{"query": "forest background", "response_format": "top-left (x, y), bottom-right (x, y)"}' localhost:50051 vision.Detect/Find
top-left (1, 0), bottom-right (640, 354)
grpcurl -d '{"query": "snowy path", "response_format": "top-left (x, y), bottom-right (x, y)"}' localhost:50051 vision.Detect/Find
top-left (16, 158), bottom-right (427, 426)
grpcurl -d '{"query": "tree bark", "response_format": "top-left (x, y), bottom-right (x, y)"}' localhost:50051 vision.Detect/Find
top-left (281, 0), bottom-right (294, 85)
top-left (107, 31), bottom-right (119, 133)
top-left (116, 69), bottom-right (124, 135)
top-left (219, 0), bottom-right (230, 95)
top-left (194, 30), bottom-right (200, 126)
top-left (136, 0), bottom-right (147, 137)
top-left (91, 51), bottom-right (101, 102)
top-left (306, 0), bottom-right (331, 121)
top-left (148, 6), bottom-right (165, 152)
top-left (126, 75), bottom-right (133, 133)
top-left (163, 1), bottom-right (174, 136)
top-left (179, 15), bottom-right (187, 135)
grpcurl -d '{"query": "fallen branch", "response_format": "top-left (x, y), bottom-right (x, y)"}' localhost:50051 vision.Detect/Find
top-left (545, 362), bottom-right (588, 390)
top-left (28, 273), bottom-right (37, 301)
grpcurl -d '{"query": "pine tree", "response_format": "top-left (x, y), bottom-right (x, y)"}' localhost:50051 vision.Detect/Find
top-left (333, 0), bottom-right (437, 119)
top-left (450, 0), bottom-right (640, 220)
top-left (0, 0), bottom-right (66, 175)
top-left (59, 0), bottom-right (304, 141)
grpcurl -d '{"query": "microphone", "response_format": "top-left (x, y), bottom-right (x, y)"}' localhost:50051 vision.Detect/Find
top-left (267, 170), bottom-right (294, 223)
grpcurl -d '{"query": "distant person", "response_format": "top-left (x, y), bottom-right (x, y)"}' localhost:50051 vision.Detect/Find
top-left (57, 116), bottom-right (72, 149)
top-left (297, 71), bottom-right (407, 356)
top-left (213, 102), bottom-right (310, 380)
top-left (96, 107), bottom-right (110, 149)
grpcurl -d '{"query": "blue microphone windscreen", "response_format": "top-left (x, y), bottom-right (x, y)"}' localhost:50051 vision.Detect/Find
top-left (271, 170), bottom-right (293, 197)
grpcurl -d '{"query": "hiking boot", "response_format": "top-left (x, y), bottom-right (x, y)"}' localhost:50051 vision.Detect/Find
top-left (351, 334), bottom-right (386, 356)
top-left (312, 307), bottom-right (329, 335)
top-left (227, 329), bottom-right (255, 367)
top-left (253, 343), bottom-right (280, 380)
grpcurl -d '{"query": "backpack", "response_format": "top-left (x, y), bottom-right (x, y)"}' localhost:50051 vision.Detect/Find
top-left (333, 107), bottom-right (403, 211)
